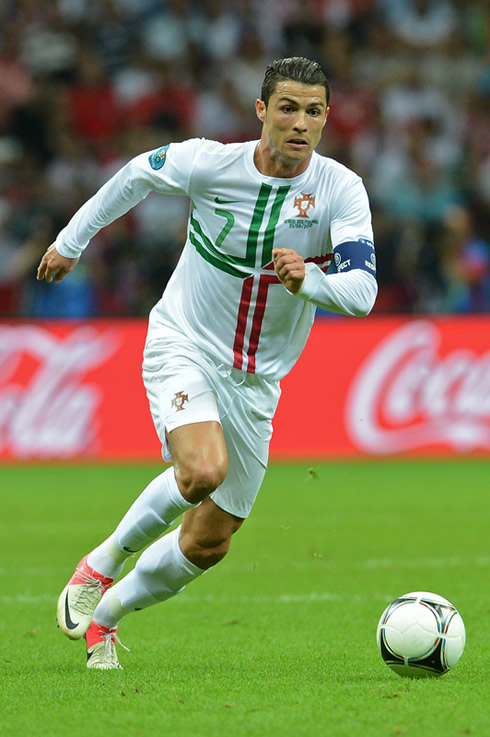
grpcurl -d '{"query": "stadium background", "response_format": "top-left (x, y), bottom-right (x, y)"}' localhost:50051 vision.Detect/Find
top-left (0, 0), bottom-right (489, 461)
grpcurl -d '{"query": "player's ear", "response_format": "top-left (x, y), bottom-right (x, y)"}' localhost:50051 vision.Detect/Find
top-left (256, 99), bottom-right (266, 123)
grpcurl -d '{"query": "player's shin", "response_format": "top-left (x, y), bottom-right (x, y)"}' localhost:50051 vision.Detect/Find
top-left (88, 467), bottom-right (197, 579)
top-left (91, 526), bottom-right (204, 630)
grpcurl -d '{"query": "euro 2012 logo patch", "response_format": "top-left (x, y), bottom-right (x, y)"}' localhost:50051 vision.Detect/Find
top-left (149, 144), bottom-right (170, 170)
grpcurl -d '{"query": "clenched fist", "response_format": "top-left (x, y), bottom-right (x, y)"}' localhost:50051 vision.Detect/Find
top-left (273, 248), bottom-right (305, 294)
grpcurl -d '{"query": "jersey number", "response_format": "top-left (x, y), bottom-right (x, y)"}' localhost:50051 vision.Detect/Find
top-left (214, 183), bottom-right (290, 266)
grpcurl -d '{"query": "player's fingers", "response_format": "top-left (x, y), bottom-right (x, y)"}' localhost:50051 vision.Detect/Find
top-left (273, 247), bottom-right (296, 258)
top-left (275, 258), bottom-right (301, 277)
top-left (36, 260), bottom-right (46, 281)
top-left (53, 268), bottom-right (68, 283)
top-left (37, 245), bottom-right (56, 281)
top-left (37, 258), bottom-right (54, 282)
top-left (274, 251), bottom-right (295, 266)
top-left (283, 270), bottom-right (303, 283)
top-left (44, 261), bottom-right (61, 283)
top-left (274, 253), bottom-right (292, 268)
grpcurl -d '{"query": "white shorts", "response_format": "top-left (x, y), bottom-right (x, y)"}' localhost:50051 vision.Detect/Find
top-left (142, 334), bottom-right (281, 518)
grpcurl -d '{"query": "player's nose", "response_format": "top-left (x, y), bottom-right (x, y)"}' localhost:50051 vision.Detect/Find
top-left (293, 114), bottom-right (307, 132)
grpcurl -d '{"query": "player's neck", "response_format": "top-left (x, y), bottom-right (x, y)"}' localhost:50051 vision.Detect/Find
top-left (254, 142), bottom-right (311, 179)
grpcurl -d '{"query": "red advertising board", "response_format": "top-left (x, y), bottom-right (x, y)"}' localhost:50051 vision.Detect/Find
top-left (274, 316), bottom-right (490, 458)
top-left (1, 317), bottom-right (489, 461)
top-left (0, 320), bottom-right (158, 460)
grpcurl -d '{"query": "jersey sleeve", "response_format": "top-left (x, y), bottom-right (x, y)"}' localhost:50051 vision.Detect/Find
top-left (294, 264), bottom-right (378, 316)
top-left (55, 139), bottom-right (203, 258)
top-left (291, 174), bottom-right (377, 316)
top-left (329, 175), bottom-right (373, 247)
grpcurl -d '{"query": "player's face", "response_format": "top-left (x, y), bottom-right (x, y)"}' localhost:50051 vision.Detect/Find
top-left (256, 80), bottom-right (329, 169)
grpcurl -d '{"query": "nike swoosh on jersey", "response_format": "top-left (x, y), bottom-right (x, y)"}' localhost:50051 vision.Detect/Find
top-left (214, 196), bottom-right (240, 204)
top-left (64, 591), bottom-right (80, 630)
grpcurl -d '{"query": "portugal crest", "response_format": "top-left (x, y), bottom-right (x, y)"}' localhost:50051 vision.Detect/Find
top-left (171, 391), bottom-right (189, 412)
top-left (294, 193), bottom-right (316, 218)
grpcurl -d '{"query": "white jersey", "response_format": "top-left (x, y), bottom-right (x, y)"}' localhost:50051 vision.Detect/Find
top-left (55, 138), bottom-right (376, 379)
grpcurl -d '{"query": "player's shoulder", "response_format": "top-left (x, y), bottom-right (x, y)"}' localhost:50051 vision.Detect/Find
top-left (146, 137), bottom-right (250, 173)
top-left (312, 151), bottom-right (363, 186)
top-left (311, 152), bottom-right (368, 208)
top-left (189, 137), bottom-right (253, 163)
top-left (180, 138), bottom-right (255, 188)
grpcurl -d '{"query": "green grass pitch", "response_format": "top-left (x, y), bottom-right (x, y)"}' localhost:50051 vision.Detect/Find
top-left (1, 459), bottom-right (488, 737)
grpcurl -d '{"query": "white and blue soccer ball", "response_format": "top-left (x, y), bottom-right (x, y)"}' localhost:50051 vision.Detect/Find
top-left (377, 591), bottom-right (466, 678)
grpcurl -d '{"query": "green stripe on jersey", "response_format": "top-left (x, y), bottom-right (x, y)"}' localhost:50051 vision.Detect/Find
top-left (246, 183), bottom-right (272, 264)
top-left (189, 231), bottom-right (250, 278)
top-left (189, 183), bottom-right (289, 275)
top-left (262, 186), bottom-right (290, 266)
top-left (190, 215), bottom-right (252, 272)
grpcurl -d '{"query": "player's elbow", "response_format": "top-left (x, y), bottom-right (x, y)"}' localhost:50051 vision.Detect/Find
top-left (350, 273), bottom-right (378, 317)
top-left (351, 294), bottom-right (376, 317)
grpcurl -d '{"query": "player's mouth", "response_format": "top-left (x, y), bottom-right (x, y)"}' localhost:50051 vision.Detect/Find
top-left (286, 138), bottom-right (309, 150)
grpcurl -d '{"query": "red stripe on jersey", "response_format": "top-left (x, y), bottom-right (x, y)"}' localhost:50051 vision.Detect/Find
top-left (246, 274), bottom-right (279, 374)
top-left (305, 254), bottom-right (333, 272)
top-left (233, 276), bottom-right (254, 370)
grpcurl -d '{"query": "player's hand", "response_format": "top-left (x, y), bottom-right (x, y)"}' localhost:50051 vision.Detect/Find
top-left (273, 248), bottom-right (305, 294)
top-left (36, 243), bottom-right (80, 284)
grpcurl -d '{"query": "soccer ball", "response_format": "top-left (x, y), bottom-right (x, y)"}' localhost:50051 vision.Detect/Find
top-left (377, 591), bottom-right (465, 678)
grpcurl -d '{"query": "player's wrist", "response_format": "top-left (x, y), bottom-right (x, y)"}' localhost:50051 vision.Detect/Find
top-left (55, 238), bottom-right (82, 260)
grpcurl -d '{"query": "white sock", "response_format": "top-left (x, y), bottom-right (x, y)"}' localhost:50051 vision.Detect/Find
top-left (115, 468), bottom-right (195, 553)
top-left (87, 534), bottom-right (129, 581)
top-left (93, 526), bottom-right (204, 629)
top-left (87, 467), bottom-right (196, 579)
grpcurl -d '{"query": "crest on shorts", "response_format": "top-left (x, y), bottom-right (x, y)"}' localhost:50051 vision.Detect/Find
top-left (293, 193), bottom-right (315, 218)
top-left (171, 391), bottom-right (189, 412)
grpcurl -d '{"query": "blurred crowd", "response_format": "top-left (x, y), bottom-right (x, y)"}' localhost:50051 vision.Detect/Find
top-left (0, 0), bottom-right (489, 318)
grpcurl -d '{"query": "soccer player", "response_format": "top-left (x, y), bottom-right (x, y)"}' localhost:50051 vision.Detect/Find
top-left (37, 57), bottom-right (377, 670)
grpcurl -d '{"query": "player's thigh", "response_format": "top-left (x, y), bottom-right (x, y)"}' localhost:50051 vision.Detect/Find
top-left (168, 421), bottom-right (228, 495)
top-left (209, 377), bottom-right (280, 519)
top-left (144, 355), bottom-right (223, 463)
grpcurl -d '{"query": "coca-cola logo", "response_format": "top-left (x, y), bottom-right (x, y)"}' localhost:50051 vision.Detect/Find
top-left (0, 325), bottom-right (118, 457)
top-left (346, 320), bottom-right (490, 453)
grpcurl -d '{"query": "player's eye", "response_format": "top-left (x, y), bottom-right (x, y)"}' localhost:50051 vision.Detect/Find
top-left (309, 109), bottom-right (321, 117)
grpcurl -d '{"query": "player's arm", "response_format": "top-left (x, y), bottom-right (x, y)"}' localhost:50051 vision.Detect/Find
top-left (273, 245), bottom-right (377, 317)
top-left (36, 140), bottom-right (200, 283)
top-left (274, 176), bottom-right (377, 316)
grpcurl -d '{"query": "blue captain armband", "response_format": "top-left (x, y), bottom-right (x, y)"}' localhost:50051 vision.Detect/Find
top-left (333, 239), bottom-right (376, 277)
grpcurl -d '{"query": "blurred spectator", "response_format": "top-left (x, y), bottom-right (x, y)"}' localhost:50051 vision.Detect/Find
top-left (198, 0), bottom-right (242, 61)
top-left (320, 31), bottom-right (375, 149)
top-left (0, 0), bottom-right (489, 318)
top-left (382, 0), bottom-right (457, 50)
top-left (124, 60), bottom-right (196, 135)
top-left (0, 36), bottom-right (33, 126)
top-left (224, 33), bottom-right (272, 108)
top-left (380, 148), bottom-right (463, 225)
top-left (435, 206), bottom-right (490, 313)
top-left (64, 48), bottom-right (122, 145)
top-left (140, 0), bottom-right (198, 63)
top-left (193, 77), bottom-right (256, 142)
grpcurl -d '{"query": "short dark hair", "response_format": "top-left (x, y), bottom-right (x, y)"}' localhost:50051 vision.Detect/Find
top-left (261, 57), bottom-right (330, 107)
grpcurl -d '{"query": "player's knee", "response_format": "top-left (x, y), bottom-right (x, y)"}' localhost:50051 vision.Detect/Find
top-left (176, 460), bottom-right (228, 504)
top-left (180, 533), bottom-right (231, 570)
